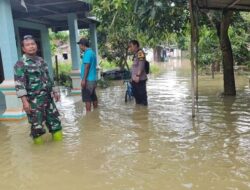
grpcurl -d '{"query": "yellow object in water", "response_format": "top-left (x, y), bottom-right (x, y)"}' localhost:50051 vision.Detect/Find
top-left (52, 130), bottom-right (63, 141)
top-left (33, 136), bottom-right (44, 145)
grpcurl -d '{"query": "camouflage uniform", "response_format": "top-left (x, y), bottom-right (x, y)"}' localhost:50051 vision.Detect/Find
top-left (14, 54), bottom-right (62, 138)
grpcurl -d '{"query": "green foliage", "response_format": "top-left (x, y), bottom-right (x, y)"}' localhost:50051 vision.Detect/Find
top-left (150, 64), bottom-right (161, 75)
top-left (79, 29), bottom-right (89, 38)
top-left (93, 0), bottom-right (189, 70)
top-left (49, 30), bottom-right (69, 56)
top-left (198, 26), bottom-right (221, 65)
top-left (49, 30), bottom-right (69, 44)
top-left (97, 78), bottom-right (111, 88)
top-left (197, 11), bottom-right (250, 67)
top-left (229, 13), bottom-right (250, 65)
top-left (99, 59), bottom-right (117, 71)
top-left (56, 61), bottom-right (72, 73)
top-left (246, 61), bottom-right (250, 68)
top-left (241, 12), bottom-right (250, 23)
top-left (52, 62), bottom-right (72, 88)
top-left (93, 0), bottom-right (136, 70)
top-left (133, 0), bottom-right (189, 44)
top-left (176, 24), bottom-right (190, 50)
top-left (229, 27), bottom-right (250, 65)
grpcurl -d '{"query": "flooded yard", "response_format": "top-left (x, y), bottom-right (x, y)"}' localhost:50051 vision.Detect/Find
top-left (0, 59), bottom-right (250, 190)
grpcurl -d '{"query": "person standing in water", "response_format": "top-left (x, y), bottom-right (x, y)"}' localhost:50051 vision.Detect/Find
top-left (77, 38), bottom-right (98, 112)
top-left (128, 40), bottom-right (148, 106)
top-left (14, 35), bottom-right (62, 144)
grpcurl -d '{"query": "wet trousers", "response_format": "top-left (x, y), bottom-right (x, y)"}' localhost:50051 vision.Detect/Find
top-left (27, 93), bottom-right (61, 138)
top-left (132, 80), bottom-right (148, 106)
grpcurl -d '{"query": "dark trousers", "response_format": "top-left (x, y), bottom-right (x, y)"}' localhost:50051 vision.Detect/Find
top-left (132, 80), bottom-right (148, 106)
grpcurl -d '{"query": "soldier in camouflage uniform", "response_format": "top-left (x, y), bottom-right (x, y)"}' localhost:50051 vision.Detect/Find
top-left (14, 35), bottom-right (62, 143)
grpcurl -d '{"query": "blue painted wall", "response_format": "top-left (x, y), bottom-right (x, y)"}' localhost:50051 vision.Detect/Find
top-left (67, 13), bottom-right (81, 70)
top-left (0, 0), bottom-right (18, 80)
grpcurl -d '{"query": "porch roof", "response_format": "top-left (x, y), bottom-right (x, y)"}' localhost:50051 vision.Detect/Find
top-left (11, 0), bottom-right (97, 31)
top-left (197, 0), bottom-right (250, 11)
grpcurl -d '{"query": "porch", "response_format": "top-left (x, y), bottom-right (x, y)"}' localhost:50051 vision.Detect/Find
top-left (0, 0), bottom-right (99, 120)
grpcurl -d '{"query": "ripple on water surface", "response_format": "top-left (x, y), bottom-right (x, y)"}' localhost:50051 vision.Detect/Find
top-left (0, 60), bottom-right (249, 190)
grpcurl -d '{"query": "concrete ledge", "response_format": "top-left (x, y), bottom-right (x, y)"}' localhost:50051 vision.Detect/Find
top-left (70, 89), bottom-right (81, 96)
top-left (0, 110), bottom-right (27, 121)
top-left (0, 80), bottom-right (26, 121)
top-left (0, 80), bottom-right (16, 91)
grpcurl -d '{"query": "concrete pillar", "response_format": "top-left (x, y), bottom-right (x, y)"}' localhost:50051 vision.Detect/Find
top-left (0, 0), bottom-right (18, 79)
top-left (89, 23), bottom-right (99, 62)
top-left (67, 13), bottom-right (81, 95)
top-left (41, 28), bottom-right (53, 79)
top-left (89, 23), bottom-right (100, 80)
top-left (0, 0), bottom-right (26, 120)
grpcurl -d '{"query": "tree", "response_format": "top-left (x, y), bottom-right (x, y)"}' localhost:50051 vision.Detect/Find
top-left (49, 30), bottom-right (69, 56)
top-left (93, 0), bottom-right (137, 70)
top-left (229, 13), bottom-right (250, 66)
top-left (215, 10), bottom-right (235, 95)
top-left (198, 25), bottom-right (220, 67)
top-left (93, 0), bottom-right (189, 68)
top-left (198, 12), bottom-right (250, 68)
top-left (93, 0), bottom-right (249, 96)
top-left (132, 0), bottom-right (189, 43)
top-left (205, 11), bottom-right (250, 96)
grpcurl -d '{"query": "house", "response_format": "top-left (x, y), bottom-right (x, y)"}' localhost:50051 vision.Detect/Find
top-left (0, 0), bottom-right (99, 120)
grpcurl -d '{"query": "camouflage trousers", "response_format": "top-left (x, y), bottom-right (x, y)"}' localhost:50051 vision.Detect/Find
top-left (27, 93), bottom-right (62, 138)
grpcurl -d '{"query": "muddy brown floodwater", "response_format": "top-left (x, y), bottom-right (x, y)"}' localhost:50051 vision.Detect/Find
top-left (0, 59), bottom-right (249, 190)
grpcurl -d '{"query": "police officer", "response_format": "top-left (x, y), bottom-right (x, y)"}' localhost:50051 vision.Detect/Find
top-left (128, 40), bottom-right (148, 106)
top-left (14, 35), bottom-right (62, 144)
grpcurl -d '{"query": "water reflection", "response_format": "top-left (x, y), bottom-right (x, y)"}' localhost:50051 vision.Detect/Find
top-left (0, 59), bottom-right (250, 190)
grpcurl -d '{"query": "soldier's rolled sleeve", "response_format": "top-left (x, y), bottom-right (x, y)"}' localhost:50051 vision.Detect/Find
top-left (16, 88), bottom-right (27, 97)
top-left (14, 61), bottom-right (28, 98)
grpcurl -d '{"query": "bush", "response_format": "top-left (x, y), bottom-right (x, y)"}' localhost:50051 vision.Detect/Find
top-left (246, 61), bottom-right (250, 68)
top-left (198, 26), bottom-right (221, 66)
top-left (53, 61), bottom-right (72, 88)
top-left (99, 59), bottom-right (117, 71)
top-left (97, 78), bottom-right (111, 88)
top-left (229, 27), bottom-right (250, 66)
top-left (150, 64), bottom-right (161, 75)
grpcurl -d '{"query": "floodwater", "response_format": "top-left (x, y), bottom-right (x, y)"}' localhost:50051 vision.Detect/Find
top-left (0, 59), bottom-right (250, 190)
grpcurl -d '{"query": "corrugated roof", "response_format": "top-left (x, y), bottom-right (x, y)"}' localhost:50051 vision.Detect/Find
top-left (11, 0), bottom-right (96, 31)
top-left (197, 0), bottom-right (250, 11)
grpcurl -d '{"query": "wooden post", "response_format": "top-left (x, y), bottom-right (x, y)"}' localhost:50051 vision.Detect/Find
top-left (55, 55), bottom-right (59, 85)
top-left (194, 8), bottom-right (199, 104)
top-left (211, 63), bottom-right (215, 79)
top-left (189, 0), bottom-right (197, 118)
